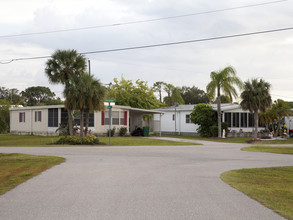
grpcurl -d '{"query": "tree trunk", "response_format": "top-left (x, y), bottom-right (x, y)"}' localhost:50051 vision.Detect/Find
top-left (80, 110), bottom-right (84, 138)
top-left (85, 111), bottom-right (89, 136)
top-left (68, 110), bottom-right (74, 136)
top-left (217, 87), bottom-right (222, 138)
top-left (254, 111), bottom-right (259, 139)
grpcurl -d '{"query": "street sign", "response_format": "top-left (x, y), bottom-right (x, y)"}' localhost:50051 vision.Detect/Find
top-left (104, 99), bottom-right (116, 102)
top-left (107, 105), bottom-right (112, 109)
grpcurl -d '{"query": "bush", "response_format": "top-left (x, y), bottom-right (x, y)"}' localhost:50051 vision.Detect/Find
top-left (209, 125), bottom-right (218, 137)
top-left (119, 127), bottom-right (128, 136)
top-left (56, 135), bottom-right (99, 145)
top-left (106, 127), bottom-right (116, 137)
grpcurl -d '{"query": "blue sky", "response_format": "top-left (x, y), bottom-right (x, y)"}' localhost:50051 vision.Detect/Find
top-left (1, 0), bottom-right (293, 101)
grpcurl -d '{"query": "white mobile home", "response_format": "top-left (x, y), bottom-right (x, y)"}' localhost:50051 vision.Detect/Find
top-left (10, 105), bottom-right (163, 136)
top-left (153, 104), bottom-right (264, 136)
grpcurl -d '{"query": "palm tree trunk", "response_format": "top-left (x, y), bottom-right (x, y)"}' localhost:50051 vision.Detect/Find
top-left (80, 110), bottom-right (84, 138)
top-left (254, 111), bottom-right (259, 139)
top-left (85, 111), bottom-right (89, 136)
top-left (217, 87), bottom-right (222, 138)
top-left (68, 110), bottom-right (74, 136)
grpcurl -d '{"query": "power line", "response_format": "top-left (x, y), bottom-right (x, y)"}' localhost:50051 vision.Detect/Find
top-left (3, 26), bottom-right (293, 64)
top-left (0, 0), bottom-right (287, 39)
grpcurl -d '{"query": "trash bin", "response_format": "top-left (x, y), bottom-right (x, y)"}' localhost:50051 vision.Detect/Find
top-left (143, 126), bottom-right (150, 137)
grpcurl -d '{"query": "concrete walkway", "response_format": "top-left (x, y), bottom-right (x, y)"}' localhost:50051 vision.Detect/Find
top-left (0, 139), bottom-right (292, 220)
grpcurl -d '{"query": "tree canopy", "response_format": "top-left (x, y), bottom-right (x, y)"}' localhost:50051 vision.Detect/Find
top-left (181, 86), bottom-right (209, 104)
top-left (240, 78), bottom-right (272, 139)
top-left (21, 86), bottom-right (56, 106)
top-left (106, 77), bottom-right (162, 109)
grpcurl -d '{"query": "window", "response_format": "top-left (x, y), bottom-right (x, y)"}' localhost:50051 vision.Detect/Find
top-left (35, 111), bottom-right (42, 122)
top-left (112, 111), bottom-right (119, 125)
top-left (74, 111), bottom-right (94, 127)
top-left (248, 113), bottom-right (254, 127)
top-left (224, 113), bottom-right (231, 127)
top-left (19, 112), bottom-right (25, 122)
top-left (48, 108), bottom-right (58, 127)
top-left (186, 114), bottom-right (191, 124)
top-left (61, 108), bottom-right (68, 126)
top-left (172, 114), bottom-right (175, 121)
top-left (103, 111), bottom-right (127, 126)
top-left (241, 113), bottom-right (247, 127)
top-left (232, 113), bottom-right (239, 127)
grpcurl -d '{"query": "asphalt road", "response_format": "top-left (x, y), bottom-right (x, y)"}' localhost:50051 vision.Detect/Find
top-left (0, 138), bottom-right (292, 220)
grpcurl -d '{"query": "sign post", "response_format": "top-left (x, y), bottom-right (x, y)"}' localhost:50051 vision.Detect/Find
top-left (104, 99), bottom-right (116, 145)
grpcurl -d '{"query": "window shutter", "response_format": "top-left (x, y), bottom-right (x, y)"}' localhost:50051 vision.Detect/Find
top-left (19, 113), bottom-right (21, 122)
top-left (40, 111), bottom-right (42, 122)
top-left (124, 111), bottom-right (127, 126)
top-left (101, 111), bottom-right (105, 125)
top-left (35, 112), bottom-right (37, 122)
top-left (24, 112), bottom-right (25, 122)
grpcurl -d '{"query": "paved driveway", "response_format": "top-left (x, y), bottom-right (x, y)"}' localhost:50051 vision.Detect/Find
top-left (0, 139), bottom-right (292, 220)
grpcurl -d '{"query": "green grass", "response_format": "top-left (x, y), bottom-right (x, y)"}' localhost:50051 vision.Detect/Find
top-left (0, 153), bottom-right (65, 195)
top-left (0, 134), bottom-right (200, 146)
top-left (0, 134), bottom-right (59, 146)
top-left (242, 146), bottom-right (293, 155)
top-left (221, 167), bottom-right (293, 220)
top-left (253, 138), bottom-right (293, 145)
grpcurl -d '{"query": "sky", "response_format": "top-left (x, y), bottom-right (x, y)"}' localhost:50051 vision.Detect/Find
top-left (1, 0), bottom-right (293, 101)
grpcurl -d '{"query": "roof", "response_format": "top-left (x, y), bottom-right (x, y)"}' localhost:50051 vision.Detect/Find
top-left (9, 104), bottom-right (164, 114)
top-left (153, 103), bottom-right (242, 112)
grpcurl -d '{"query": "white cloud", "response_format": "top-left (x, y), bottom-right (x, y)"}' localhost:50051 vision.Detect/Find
top-left (1, 0), bottom-right (293, 101)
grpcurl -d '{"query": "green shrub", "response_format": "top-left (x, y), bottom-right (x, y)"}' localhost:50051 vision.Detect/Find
top-left (56, 135), bottom-right (99, 145)
top-left (119, 127), bottom-right (128, 136)
top-left (209, 125), bottom-right (218, 137)
top-left (106, 127), bottom-right (116, 137)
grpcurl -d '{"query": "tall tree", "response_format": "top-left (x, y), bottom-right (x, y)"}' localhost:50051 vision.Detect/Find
top-left (181, 86), bottom-right (209, 104)
top-left (21, 86), bottom-right (56, 106)
top-left (83, 75), bottom-right (105, 136)
top-left (163, 84), bottom-right (184, 106)
top-left (153, 81), bottom-right (165, 102)
top-left (206, 66), bottom-right (242, 138)
top-left (240, 78), bottom-right (272, 139)
top-left (106, 77), bottom-right (161, 109)
top-left (0, 99), bottom-right (10, 133)
top-left (45, 49), bottom-right (87, 136)
top-left (163, 83), bottom-right (174, 106)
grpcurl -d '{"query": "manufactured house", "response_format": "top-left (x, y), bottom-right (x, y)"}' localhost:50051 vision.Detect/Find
top-left (152, 104), bottom-right (264, 136)
top-left (10, 105), bottom-right (163, 136)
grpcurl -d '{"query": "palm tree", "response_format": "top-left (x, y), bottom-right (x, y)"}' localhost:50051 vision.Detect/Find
top-left (45, 49), bottom-right (87, 136)
top-left (64, 74), bottom-right (105, 138)
top-left (206, 66), bottom-right (242, 138)
top-left (240, 78), bottom-right (272, 139)
top-left (84, 75), bottom-right (105, 136)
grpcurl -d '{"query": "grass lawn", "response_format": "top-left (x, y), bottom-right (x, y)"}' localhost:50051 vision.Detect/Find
top-left (253, 138), bottom-right (293, 145)
top-left (242, 146), bottom-right (293, 155)
top-left (0, 153), bottom-right (65, 195)
top-left (221, 167), bottom-right (293, 220)
top-left (0, 134), bottom-right (200, 146)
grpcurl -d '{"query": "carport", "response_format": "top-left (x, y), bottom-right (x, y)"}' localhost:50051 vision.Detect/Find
top-left (116, 105), bottom-right (164, 135)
